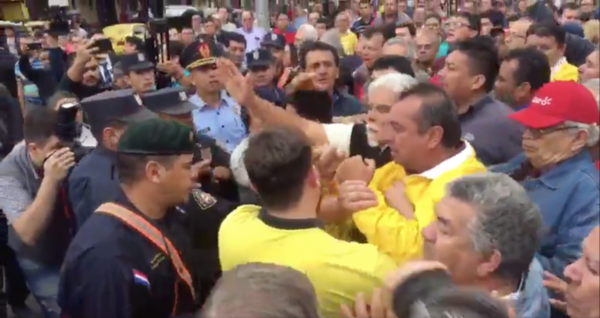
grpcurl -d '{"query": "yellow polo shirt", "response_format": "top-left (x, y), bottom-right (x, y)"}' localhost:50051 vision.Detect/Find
top-left (352, 142), bottom-right (486, 264)
top-left (551, 58), bottom-right (579, 82)
top-left (340, 31), bottom-right (358, 56)
top-left (219, 205), bottom-right (396, 318)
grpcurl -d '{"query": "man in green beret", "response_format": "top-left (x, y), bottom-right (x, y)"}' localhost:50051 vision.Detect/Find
top-left (59, 118), bottom-right (199, 318)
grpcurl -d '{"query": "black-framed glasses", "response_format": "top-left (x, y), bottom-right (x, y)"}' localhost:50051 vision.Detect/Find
top-left (447, 21), bottom-right (474, 30)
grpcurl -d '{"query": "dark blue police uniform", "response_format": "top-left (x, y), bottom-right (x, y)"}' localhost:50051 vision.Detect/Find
top-left (246, 49), bottom-right (286, 107)
top-left (60, 119), bottom-right (198, 318)
top-left (68, 90), bottom-right (158, 229)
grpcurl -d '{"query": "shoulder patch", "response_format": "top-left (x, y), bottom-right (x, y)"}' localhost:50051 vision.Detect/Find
top-left (192, 189), bottom-right (217, 210)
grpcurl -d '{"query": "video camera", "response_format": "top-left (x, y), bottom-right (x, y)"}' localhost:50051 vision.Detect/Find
top-left (56, 102), bottom-right (91, 163)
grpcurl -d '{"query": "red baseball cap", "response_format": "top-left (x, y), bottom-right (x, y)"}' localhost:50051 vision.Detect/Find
top-left (509, 81), bottom-right (600, 129)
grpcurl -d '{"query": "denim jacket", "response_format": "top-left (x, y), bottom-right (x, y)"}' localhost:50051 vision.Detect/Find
top-left (515, 259), bottom-right (550, 318)
top-left (492, 151), bottom-right (600, 278)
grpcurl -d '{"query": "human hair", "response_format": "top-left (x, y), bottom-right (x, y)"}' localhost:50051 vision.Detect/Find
top-left (23, 107), bottom-right (58, 145)
top-left (169, 40), bottom-right (185, 59)
top-left (416, 288), bottom-right (511, 318)
top-left (583, 20), bottom-right (600, 43)
top-left (316, 17), bottom-right (329, 26)
top-left (503, 47), bottom-right (550, 91)
top-left (526, 21), bottom-right (567, 46)
top-left (47, 91), bottom-right (77, 110)
top-left (399, 83), bottom-right (462, 148)
top-left (425, 13), bottom-right (442, 23)
top-left (454, 37), bottom-right (499, 92)
top-left (124, 36), bottom-right (145, 51)
top-left (559, 2), bottom-right (580, 15)
top-left (116, 154), bottom-right (175, 185)
top-left (299, 41), bottom-right (340, 70)
top-left (368, 73), bottom-right (417, 99)
top-left (225, 32), bottom-right (246, 48)
top-left (372, 55), bottom-right (416, 77)
top-left (297, 24), bottom-right (318, 42)
top-left (201, 263), bottom-right (319, 318)
top-left (384, 37), bottom-right (416, 61)
top-left (447, 172), bottom-right (543, 282)
top-left (244, 126), bottom-right (313, 210)
top-left (396, 21), bottom-right (417, 37)
top-left (362, 26), bottom-right (386, 40)
top-left (457, 11), bottom-right (481, 35)
top-left (481, 9), bottom-right (505, 27)
top-left (204, 16), bottom-right (216, 24)
top-left (319, 28), bottom-right (345, 56)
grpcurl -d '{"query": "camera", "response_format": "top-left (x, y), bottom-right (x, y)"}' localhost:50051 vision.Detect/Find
top-left (56, 102), bottom-right (91, 163)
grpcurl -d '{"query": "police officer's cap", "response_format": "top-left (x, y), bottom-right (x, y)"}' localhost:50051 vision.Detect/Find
top-left (120, 53), bottom-right (154, 73)
top-left (261, 33), bottom-right (285, 50)
top-left (180, 38), bottom-right (222, 70)
top-left (140, 87), bottom-right (197, 116)
top-left (246, 49), bottom-right (273, 69)
top-left (118, 118), bottom-right (195, 156)
top-left (81, 89), bottom-right (158, 132)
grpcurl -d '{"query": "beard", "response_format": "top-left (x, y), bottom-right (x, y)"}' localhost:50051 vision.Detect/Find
top-left (366, 124), bottom-right (380, 147)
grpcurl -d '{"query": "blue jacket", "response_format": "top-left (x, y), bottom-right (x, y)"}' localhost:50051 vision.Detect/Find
top-left (492, 151), bottom-right (600, 278)
top-left (68, 147), bottom-right (120, 230)
top-left (333, 92), bottom-right (366, 117)
top-left (516, 259), bottom-right (550, 318)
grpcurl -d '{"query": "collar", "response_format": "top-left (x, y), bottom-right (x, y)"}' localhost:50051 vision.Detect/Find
top-left (551, 57), bottom-right (567, 76)
top-left (258, 208), bottom-right (323, 230)
top-left (537, 151), bottom-right (593, 190)
top-left (190, 90), bottom-right (230, 110)
top-left (460, 94), bottom-right (493, 117)
top-left (419, 142), bottom-right (475, 179)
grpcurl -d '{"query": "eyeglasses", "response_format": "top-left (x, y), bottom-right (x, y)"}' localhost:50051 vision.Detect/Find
top-left (447, 21), bottom-right (474, 29)
top-left (527, 126), bottom-right (577, 138)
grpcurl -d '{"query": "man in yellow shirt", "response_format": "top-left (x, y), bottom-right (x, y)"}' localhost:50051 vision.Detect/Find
top-left (218, 126), bottom-right (396, 318)
top-left (335, 12), bottom-right (358, 56)
top-left (526, 21), bottom-right (578, 82)
top-left (336, 83), bottom-right (486, 265)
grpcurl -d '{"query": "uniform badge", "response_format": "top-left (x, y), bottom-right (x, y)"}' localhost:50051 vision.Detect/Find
top-left (192, 189), bottom-right (217, 210)
top-left (137, 53), bottom-right (145, 62)
top-left (199, 127), bottom-right (211, 134)
top-left (199, 43), bottom-right (211, 59)
top-left (271, 33), bottom-right (278, 41)
top-left (179, 91), bottom-right (187, 101)
top-left (253, 50), bottom-right (259, 60)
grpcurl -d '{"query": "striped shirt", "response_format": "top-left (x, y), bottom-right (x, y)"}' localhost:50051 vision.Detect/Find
top-left (351, 16), bottom-right (375, 36)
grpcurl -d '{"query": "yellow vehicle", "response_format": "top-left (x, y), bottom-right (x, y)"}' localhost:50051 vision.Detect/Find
top-left (0, 0), bottom-right (28, 21)
top-left (103, 23), bottom-right (148, 54)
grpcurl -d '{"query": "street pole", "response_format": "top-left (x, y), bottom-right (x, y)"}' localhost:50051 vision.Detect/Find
top-left (256, 0), bottom-right (270, 30)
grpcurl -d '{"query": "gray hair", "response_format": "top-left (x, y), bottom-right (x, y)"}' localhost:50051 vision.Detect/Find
top-left (297, 24), bottom-right (318, 42)
top-left (563, 79), bottom-right (600, 147)
top-left (202, 263), bottom-right (320, 318)
top-left (368, 73), bottom-right (418, 99)
top-left (384, 37), bottom-right (416, 61)
top-left (319, 28), bottom-right (345, 56)
top-left (446, 172), bottom-right (544, 282)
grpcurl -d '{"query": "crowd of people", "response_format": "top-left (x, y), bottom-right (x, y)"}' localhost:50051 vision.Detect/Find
top-left (0, 0), bottom-right (599, 318)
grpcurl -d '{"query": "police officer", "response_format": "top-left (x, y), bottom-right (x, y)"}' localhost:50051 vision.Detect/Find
top-left (181, 38), bottom-right (247, 154)
top-left (260, 32), bottom-right (286, 81)
top-left (68, 90), bottom-right (158, 229)
top-left (120, 53), bottom-right (156, 94)
top-left (140, 87), bottom-right (230, 170)
top-left (59, 119), bottom-right (199, 318)
top-left (247, 49), bottom-right (285, 107)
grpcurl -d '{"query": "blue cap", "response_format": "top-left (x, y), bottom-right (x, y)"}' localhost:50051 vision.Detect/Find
top-left (562, 23), bottom-right (584, 38)
top-left (246, 49), bottom-right (273, 68)
top-left (261, 33), bottom-right (285, 50)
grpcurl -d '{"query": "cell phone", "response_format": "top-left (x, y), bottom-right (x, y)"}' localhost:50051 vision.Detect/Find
top-left (93, 38), bottom-right (113, 53)
top-left (200, 147), bottom-right (212, 161)
top-left (27, 42), bottom-right (43, 50)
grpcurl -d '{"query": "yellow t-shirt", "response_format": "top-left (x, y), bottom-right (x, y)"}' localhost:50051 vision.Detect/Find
top-left (219, 205), bottom-right (397, 318)
top-left (353, 142), bottom-right (486, 265)
top-left (340, 31), bottom-right (358, 56)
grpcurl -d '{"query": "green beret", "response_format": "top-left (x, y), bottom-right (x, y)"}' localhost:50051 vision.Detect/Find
top-left (117, 118), bottom-right (195, 155)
